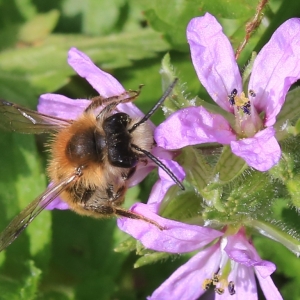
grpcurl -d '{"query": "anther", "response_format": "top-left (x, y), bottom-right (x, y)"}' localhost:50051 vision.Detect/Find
top-left (215, 287), bottom-right (225, 295)
top-left (228, 89), bottom-right (237, 105)
top-left (249, 89), bottom-right (256, 97)
top-left (228, 281), bottom-right (236, 295)
top-left (202, 279), bottom-right (212, 291)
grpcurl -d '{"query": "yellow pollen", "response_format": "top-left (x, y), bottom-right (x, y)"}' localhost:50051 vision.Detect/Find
top-left (202, 279), bottom-right (212, 290)
top-left (212, 273), bottom-right (220, 284)
top-left (215, 287), bottom-right (225, 295)
top-left (234, 92), bottom-right (250, 107)
top-left (203, 272), bottom-right (236, 296)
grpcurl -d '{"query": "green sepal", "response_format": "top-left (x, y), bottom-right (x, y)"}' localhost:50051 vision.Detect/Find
top-left (250, 219), bottom-right (300, 256)
top-left (160, 53), bottom-right (192, 115)
top-left (179, 146), bottom-right (213, 191)
top-left (160, 189), bottom-right (205, 223)
top-left (286, 177), bottom-right (300, 208)
top-left (294, 119), bottom-right (300, 135)
top-left (134, 252), bottom-right (176, 269)
top-left (203, 169), bottom-right (277, 224)
top-left (114, 236), bottom-right (137, 253)
top-left (268, 151), bottom-right (294, 183)
top-left (276, 88), bottom-right (300, 141)
top-left (213, 146), bottom-right (247, 183)
top-left (242, 52), bottom-right (257, 87)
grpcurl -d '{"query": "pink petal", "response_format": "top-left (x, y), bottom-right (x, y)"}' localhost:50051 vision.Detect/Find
top-left (225, 231), bottom-right (276, 277)
top-left (149, 244), bottom-right (221, 300)
top-left (187, 13), bottom-right (242, 113)
top-left (45, 196), bottom-right (69, 210)
top-left (146, 179), bottom-right (173, 213)
top-left (256, 272), bottom-right (283, 300)
top-left (146, 149), bottom-right (185, 212)
top-left (117, 203), bottom-right (223, 253)
top-left (117, 102), bottom-right (147, 120)
top-left (222, 265), bottom-right (258, 300)
top-left (68, 47), bottom-right (125, 97)
top-left (155, 106), bottom-right (236, 149)
top-left (38, 93), bottom-right (90, 120)
top-left (230, 127), bottom-right (280, 171)
top-left (249, 18), bottom-right (300, 126)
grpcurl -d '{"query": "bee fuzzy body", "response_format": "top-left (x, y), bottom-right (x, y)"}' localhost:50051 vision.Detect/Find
top-left (48, 110), bottom-right (153, 218)
top-left (0, 79), bottom-right (181, 251)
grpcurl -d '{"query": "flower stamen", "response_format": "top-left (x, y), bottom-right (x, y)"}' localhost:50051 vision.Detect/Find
top-left (228, 89), bottom-right (237, 105)
top-left (228, 281), bottom-right (236, 295)
top-left (202, 271), bottom-right (236, 296)
top-left (228, 89), bottom-right (251, 115)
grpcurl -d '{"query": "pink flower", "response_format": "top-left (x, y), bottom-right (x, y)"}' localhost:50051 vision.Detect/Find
top-left (118, 203), bottom-right (283, 300)
top-left (155, 14), bottom-right (300, 171)
top-left (38, 47), bottom-right (184, 210)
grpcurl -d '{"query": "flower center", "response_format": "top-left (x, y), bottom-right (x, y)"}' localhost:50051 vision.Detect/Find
top-left (228, 89), bottom-right (251, 115)
top-left (227, 88), bottom-right (263, 138)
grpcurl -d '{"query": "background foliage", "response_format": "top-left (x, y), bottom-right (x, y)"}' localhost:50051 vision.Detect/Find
top-left (0, 0), bottom-right (300, 299)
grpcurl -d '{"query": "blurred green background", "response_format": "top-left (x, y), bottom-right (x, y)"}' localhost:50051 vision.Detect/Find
top-left (0, 0), bottom-right (300, 299)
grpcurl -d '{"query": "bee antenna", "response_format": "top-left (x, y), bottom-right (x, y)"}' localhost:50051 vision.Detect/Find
top-left (131, 144), bottom-right (185, 190)
top-left (128, 78), bottom-right (178, 133)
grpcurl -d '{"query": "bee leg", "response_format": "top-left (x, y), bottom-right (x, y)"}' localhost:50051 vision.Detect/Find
top-left (85, 86), bottom-right (143, 113)
top-left (114, 207), bottom-right (165, 230)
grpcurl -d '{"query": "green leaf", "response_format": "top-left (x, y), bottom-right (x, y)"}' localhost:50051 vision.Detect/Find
top-left (144, 0), bottom-right (257, 50)
top-left (18, 10), bottom-right (60, 44)
top-left (0, 132), bottom-right (50, 266)
top-left (0, 260), bottom-right (41, 300)
top-left (42, 210), bottom-right (131, 300)
top-left (204, 0), bottom-right (257, 18)
top-left (0, 28), bottom-right (170, 100)
top-left (15, 0), bottom-right (37, 20)
top-left (61, 0), bottom-right (126, 35)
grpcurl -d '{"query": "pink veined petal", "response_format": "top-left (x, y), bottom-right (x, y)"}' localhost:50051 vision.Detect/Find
top-left (148, 243), bottom-right (221, 300)
top-left (45, 196), bottom-right (69, 210)
top-left (38, 93), bottom-right (90, 120)
top-left (118, 102), bottom-right (147, 120)
top-left (117, 203), bottom-right (223, 253)
top-left (155, 106), bottom-right (236, 149)
top-left (256, 271), bottom-right (283, 300)
top-left (249, 18), bottom-right (300, 126)
top-left (230, 127), bottom-right (281, 171)
top-left (221, 265), bottom-right (258, 300)
top-left (187, 13), bottom-right (242, 113)
top-left (225, 230), bottom-right (276, 277)
top-left (68, 47), bottom-right (125, 97)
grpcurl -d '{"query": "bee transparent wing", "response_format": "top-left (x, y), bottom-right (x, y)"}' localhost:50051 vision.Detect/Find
top-left (0, 100), bottom-right (72, 134)
top-left (0, 174), bottom-right (77, 252)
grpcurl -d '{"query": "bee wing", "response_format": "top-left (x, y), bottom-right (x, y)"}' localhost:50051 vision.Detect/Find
top-left (0, 174), bottom-right (77, 252)
top-left (0, 100), bottom-right (72, 134)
